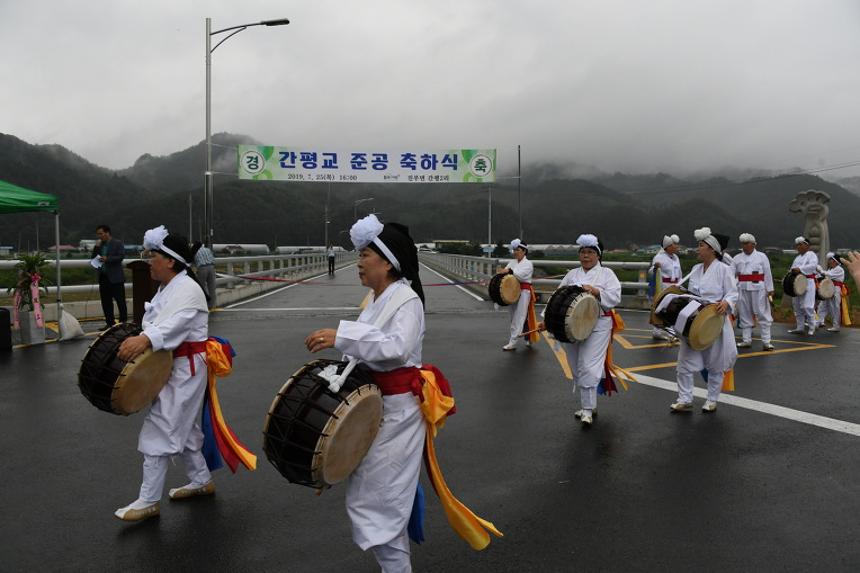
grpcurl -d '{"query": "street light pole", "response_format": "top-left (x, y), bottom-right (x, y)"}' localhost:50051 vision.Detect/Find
top-left (204, 16), bottom-right (289, 247)
top-left (486, 185), bottom-right (492, 257)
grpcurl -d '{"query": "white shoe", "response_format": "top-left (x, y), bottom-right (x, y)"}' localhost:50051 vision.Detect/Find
top-left (762, 342), bottom-right (775, 351)
top-left (670, 401), bottom-right (693, 413)
top-left (574, 409), bottom-right (597, 419)
top-left (115, 499), bottom-right (160, 522)
top-left (580, 413), bottom-right (593, 426)
top-left (806, 328), bottom-right (815, 336)
top-left (736, 340), bottom-right (752, 348)
top-left (502, 343), bottom-right (516, 351)
top-left (525, 341), bottom-right (532, 348)
top-left (702, 401), bottom-right (717, 413)
top-left (827, 327), bottom-right (840, 333)
top-left (169, 481), bottom-right (215, 500)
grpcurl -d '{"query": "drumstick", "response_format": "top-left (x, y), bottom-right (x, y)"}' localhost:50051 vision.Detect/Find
top-left (517, 327), bottom-right (544, 338)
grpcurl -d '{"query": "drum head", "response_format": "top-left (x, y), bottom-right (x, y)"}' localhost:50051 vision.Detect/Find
top-left (500, 274), bottom-right (522, 305)
top-left (316, 386), bottom-right (383, 486)
top-left (564, 294), bottom-right (600, 341)
top-left (112, 349), bottom-right (173, 415)
top-left (818, 278), bottom-right (835, 300)
top-left (687, 305), bottom-right (725, 351)
top-left (649, 285), bottom-right (687, 327)
top-left (793, 273), bottom-right (808, 296)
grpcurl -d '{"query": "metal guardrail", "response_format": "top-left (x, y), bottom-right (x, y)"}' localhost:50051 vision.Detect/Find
top-left (0, 252), bottom-right (355, 295)
top-left (420, 252), bottom-right (653, 304)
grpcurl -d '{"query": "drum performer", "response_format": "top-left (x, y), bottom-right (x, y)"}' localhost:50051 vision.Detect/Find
top-left (500, 238), bottom-right (537, 351)
top-left (732, 233), bottom-right (774, 350)
top-left (539, 234), bottom-right (622, 427)
top-left (817, 252), bottom-right (847, 332)
top-left (305, 214), bottom-right (500, 572)
top-left (114, 226), bottom-right (212, 521)
top-left (649, 234), bottom-right (682, 340)
top-left (670, 227), bottom-right (738, 413)
top-left (788, 236), bottom-right (819, 335)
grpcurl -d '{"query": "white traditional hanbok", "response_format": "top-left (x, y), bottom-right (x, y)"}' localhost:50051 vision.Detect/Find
top-left (545, 263), bottom-right (621, 412)
top-left (675, 260), bottom-right (738, 405)
top-left (137, 270), bottom-right (211, 503)
top-left (732, 249), bottom-right (774, 345)
top-left (790, 251), bottom-right (819, 332)
top-left (335, 279), bottom-right (427, 564)
top-left (504, 256), bottom-right (534, 346)
top-left (818, 264), bottom-right (846, 330)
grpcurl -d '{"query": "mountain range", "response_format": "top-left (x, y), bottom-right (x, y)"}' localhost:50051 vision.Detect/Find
top-left (2, 131), bottom-right (859, 251)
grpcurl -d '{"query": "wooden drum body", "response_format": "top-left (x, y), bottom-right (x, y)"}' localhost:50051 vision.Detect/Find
top-left (488, 273), bottom-right (522, 306)
top-left (544, 285), bottom-right (601, 343)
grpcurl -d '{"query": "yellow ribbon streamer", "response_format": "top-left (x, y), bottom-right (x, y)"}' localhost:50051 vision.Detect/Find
top-left (418, 368), bottom-right (503, 550)
top-left (205, 339), bottom-right (257, 471)
top-left (840, 285), bottom-right (852, 326)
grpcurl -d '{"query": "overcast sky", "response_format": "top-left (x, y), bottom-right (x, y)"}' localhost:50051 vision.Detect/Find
top-left (2, 0), bottom-right (859, 176)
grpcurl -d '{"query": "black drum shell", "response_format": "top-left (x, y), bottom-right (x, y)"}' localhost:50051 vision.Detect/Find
top-left (262, 359), bottom-right (377, 488)
top-left (77, 323), bottom-right (141, 415)
top-left (544, 285), bottom-right (587, 343)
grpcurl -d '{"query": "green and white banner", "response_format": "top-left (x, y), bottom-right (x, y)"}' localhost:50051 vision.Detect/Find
top-left (238, 146), bottom-right (496, 184)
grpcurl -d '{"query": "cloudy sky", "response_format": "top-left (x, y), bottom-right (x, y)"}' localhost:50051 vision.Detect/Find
top-left (2, 0), bottom-right (859, 176)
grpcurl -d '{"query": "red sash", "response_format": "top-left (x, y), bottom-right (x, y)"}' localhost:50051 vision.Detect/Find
top-left (662, 277), bottom-right (679, 284)
top-left (738, 273), bottom-right (765, 282)
top-left (173, 340), bottom-right (207, 375)
top-left (519, 282), bottom-right (532, 290)
top-left (371, 365), bottom-right (457, 416)
top-left (805, 274), bottom-right (816, 279)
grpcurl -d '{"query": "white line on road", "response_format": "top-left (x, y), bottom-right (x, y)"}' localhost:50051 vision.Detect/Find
top-left (219, 307), bottom-right (361, 312)
top-left (420, 263), bottom-right (485, 302)
top-left (634, 372), bottom-right (860, 438)
top-left (224, 264), bottom-right (357, 309)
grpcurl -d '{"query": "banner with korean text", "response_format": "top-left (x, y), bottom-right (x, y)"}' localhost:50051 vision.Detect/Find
top-left (238, 146), bottom-right (496, 184)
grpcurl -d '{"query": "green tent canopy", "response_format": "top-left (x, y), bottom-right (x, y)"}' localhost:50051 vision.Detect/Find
top-left (0, 179), bottom-right (58, 214)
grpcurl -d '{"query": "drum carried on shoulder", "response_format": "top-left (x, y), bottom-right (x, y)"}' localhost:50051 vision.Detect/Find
top-left (488, 273), bottom-right (522, 306)
top-left (78, 323), bottom-right (173, 415)
top-left (544, 285), bottom-right (601, 342)
top-left (650, 286), bottom-right (725, 351)
top-left (263, 359), bottom-right (383, 491)
top-left (816, 277), bottom-right (836, 300)
top-left (782, 272), bottom-right (808, 298)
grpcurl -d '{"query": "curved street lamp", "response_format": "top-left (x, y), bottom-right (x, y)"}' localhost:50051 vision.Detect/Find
top-left (204, 17), bottom-right (289, 246)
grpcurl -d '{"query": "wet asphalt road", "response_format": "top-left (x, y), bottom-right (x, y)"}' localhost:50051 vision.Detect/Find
top-left (2, 263), bottom-right (860, 572)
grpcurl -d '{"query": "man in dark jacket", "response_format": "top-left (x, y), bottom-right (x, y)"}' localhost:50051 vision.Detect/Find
top-left (95, 225), bottom-right (128, 329)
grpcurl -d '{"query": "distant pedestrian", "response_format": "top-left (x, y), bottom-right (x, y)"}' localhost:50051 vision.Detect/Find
top-left (191, 241), bottom-right (217, 309)
top-left (327, 244), bottom-right (336, 276)
top-left (94, 225), bottom-right (128, 329)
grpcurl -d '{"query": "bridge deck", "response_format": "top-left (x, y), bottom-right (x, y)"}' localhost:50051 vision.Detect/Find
top-left (3, 263), bottom-right (859, 571)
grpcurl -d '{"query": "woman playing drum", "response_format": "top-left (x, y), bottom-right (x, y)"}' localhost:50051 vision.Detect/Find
top-left (649, 234), bottom-right (682, 340)
top-left (306, 215), bottom-right (500, 571)
top-left (540, 234), bottom-right (621, 427)
top-left (787, 236), bottom-right (819, 335)
top-left (114, 226), bottom-right (212, 521)
top-left (500, 238), bottom-right (537, 351)
top-left (817, 252), bottom-right (848, 332)
top-left (670, 227), bottom-right (738, 413)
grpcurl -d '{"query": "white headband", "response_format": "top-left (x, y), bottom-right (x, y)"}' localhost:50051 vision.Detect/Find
top-left (795, 236), bottom-right (809, 245)
top-left (694, 227), bottom-right (722, 254)
top-left (662, 234), bottom-right (679, 248)
top-left (143, 225), bottom-right (187, 265)
top-left (349, 214), bottom-right (401, 272)
top-left (739, 233), bottom-right (756, 244)
top-left (576, 233), bottom-right (601, 255)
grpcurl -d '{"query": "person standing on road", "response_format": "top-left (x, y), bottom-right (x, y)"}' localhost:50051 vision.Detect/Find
top-left (788, 236), bottom-right (819, 336)
top-left (191, 241), bottom-right (217, 309)
top-left (670, 227), bottom-right (738, 414)
top-left (732, 233), bottom-right (774, 351)
top-left (500, 238), bottom-right (538, 351)
top-left (649, 234), bottom-right (683, 340)
top-left (94, 225), bottom-right (128, 329)
top-left (539, 234), bottom-right (623, 427)
top-left (327, 244), bottom-right (336, 276)
top-left (817, 252), bottom-right (848, 332)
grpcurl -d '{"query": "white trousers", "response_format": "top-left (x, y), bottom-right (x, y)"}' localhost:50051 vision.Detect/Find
top-left (507, 290), bottom-right (531, 345)
top-left (818, 292), bottom-right (842, 328)
top-left (737, 289), bottom-right (773, 343)
top-left (139, 449), bottom-right (211, 503)
top-left (792, 281), bottom-right (816, 330)
top-left (562, 317), bottom-right (612, 411)
top-left (676, 369), bottom-right (724, 404)
top-left (370, 530), bottom-right (412, 573)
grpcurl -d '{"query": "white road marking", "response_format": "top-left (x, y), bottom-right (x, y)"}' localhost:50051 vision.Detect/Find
top-left (420, 262), bottom-right (485, 302)
top-left (219, 307), bottom-right (360, 312)
top-left (224, 264), bottom-right (357, 308)
top-left (634, 372), bottom-right (860, 438)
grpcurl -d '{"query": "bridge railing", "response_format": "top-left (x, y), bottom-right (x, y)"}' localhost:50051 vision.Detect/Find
top-left (419, 252), bottom-right (653, 308)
